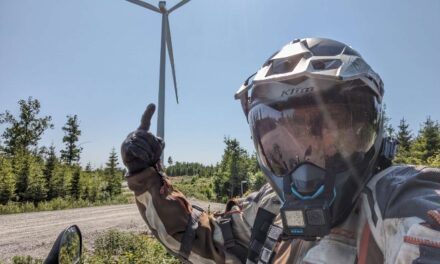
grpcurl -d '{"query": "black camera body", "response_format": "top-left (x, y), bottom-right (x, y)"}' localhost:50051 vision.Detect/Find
top-left (280, 197), bottom-right (332, 241)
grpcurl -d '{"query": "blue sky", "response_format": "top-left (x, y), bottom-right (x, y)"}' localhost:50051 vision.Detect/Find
top-left (1, 0), bottom-right (439, 168)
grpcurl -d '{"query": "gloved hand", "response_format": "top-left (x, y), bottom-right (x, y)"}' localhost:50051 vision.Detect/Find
top-left (121, 104), bottom-right (165, 176)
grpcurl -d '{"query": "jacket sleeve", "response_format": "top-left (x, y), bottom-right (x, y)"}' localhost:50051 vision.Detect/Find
top-left (363, 165), bottom-right (440, 263)
top-left (126, 167), bottom-right (277, 264)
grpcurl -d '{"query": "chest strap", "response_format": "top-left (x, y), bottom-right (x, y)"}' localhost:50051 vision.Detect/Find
top-left (179, 205), bottom-right (204, 259)
top-left (257, 224), bottom-right (283, 264)
top-left (218, 217), bottom-right (248, 263)
top-left (246, 208), bottom-right (278, 264)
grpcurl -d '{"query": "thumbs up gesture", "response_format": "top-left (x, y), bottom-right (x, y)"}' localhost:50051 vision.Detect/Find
top-left (121, 104), bottom-right (165, 176)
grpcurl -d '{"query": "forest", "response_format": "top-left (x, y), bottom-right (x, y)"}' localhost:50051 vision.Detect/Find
top-left (0, 97), bottom-right (125, 213)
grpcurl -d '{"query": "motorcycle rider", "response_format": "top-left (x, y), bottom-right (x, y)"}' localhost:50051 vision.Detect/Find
top-left (121, 38), bottom-right (440, 263)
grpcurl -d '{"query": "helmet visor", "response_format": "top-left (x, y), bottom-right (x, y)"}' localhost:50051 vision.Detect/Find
top-left (249, 84), bottom-right (381, 177)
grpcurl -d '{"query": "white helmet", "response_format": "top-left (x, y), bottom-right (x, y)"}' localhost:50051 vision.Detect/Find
top-left (236, 38), bottom-right (383, 115)
top-left (235, 38), bottom-right (385, 239)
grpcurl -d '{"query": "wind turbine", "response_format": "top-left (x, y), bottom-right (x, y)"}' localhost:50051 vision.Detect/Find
top-left (126, 0), bottom-right (190, 143)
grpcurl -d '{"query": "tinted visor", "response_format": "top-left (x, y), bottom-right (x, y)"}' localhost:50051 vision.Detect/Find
top-left (249, 83), bottom-right (381, 177)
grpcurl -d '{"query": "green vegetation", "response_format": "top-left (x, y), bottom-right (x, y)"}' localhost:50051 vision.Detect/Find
top-left (84, 230), bottom-right (179, 264)
top-left (167, 137), bottom-right (265, 202)
top-left (213, 138), bottom-right (261, 202)
top-left (8, 230), bottom-right (178, 264)
top-left (0, 156), bottom-right (15, 204)
top-left (0, 195), bottom-right (131, 215)
top-left (0, 97), bottom-right (53, 156)
top-left (165, 161), bottom-right (215, 177)
top-left (105, 148), bottom-right (122, 197)
top-left (393, 116), bottom-right (440, 166)
top-left (171, 176), bottom-right (215, 201)
top-left (10, 256), bottom-right (42, 264)
top-left (0, 97), bottom-right (127, 213)
top-left (60, 115), bottom-right (82, 166)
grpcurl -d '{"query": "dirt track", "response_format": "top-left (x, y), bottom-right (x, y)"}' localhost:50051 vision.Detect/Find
top-left (0, 199), bottom-right (225, 263)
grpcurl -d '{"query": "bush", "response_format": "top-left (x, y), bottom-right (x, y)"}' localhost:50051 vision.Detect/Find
top-left (83, 230), bottom-right (179, 264)
top-left (170, 176), bottom-right (214, 201)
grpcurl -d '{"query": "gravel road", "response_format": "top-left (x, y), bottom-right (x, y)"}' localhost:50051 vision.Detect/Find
top-left (0, 199), bottom-right (225, 263)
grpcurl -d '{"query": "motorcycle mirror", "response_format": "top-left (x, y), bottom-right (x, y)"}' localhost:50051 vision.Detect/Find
top-left (44, 225), bottom-right (82, 264)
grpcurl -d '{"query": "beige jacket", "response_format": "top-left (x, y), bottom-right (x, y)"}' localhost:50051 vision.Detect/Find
top-left (127, 165), bottom-right (440, 264)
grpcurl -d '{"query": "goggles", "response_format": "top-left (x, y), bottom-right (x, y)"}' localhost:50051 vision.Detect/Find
top-left (248, 82), bottom-right (381, 195)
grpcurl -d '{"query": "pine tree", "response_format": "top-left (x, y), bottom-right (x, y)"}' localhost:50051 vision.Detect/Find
top-left (70, 167), bottom-right (81, 200)
top-left (79, 170), bottom-right (91, 200)
top-left (411, 117), bottom-right (440, 164)
top-left (85, 162), bottom-right (93, 172)
top-left (51, 165), bottom-right (66, 198)
top-left (106, 148), bottom-right (121, 196)
top-left (60, 115), bottom-right (82, 165)
top-left (394, 118), bottom-right (412, 164)
top-left (87, 172), bottom-right (102, 202)
top-left (214, 137), bottom-right (250, 199)
top-left (14, 150), bottom-right (30, 201)
top-left (24, 156), bottom-right (48, 205)
top-left (396, 118), bottom-right (412, 152)
top-left (382, 104), bottom-right (395, 137)
top-left (0, 156), bottom-right (16, 204)
top-left (0, 97), bottom-right (53, 155)
top-left (0, 139), bottom-right (4, 155)
top-left (44, 145), bottom-right (59, 199)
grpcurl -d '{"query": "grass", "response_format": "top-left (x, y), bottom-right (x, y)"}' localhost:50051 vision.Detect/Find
top-left (170, 175), bottom-right (215, 201)
top-left (0, 193), bottom-right (133, 215)
top-left (8, 230), bottom-right (179, 264)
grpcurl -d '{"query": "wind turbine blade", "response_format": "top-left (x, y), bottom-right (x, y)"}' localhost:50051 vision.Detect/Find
top-left (125, 0), bottom-right (161, 13)
top-left (169, 0), bottom-right (190, 13)
top-left (165, 15), bottom-right (179, 104)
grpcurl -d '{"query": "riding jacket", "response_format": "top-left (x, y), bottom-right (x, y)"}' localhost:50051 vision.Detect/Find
top-left (126, 165), bottom-right (440, 263)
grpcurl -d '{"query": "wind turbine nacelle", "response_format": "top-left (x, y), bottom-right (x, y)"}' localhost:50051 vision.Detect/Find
top-left (159, 1), bottom-right (166, 11)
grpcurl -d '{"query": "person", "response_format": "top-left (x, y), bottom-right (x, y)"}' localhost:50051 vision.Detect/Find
top-left (121, 38), bottom-right (440, 264)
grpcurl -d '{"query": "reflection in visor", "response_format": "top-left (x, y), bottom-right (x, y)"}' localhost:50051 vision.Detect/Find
top-left (249, 87), bottom-right (381, 177)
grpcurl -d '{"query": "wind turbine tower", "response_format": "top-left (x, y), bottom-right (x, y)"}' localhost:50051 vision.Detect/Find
top-left (126, 0), bottom-right (190, 143)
